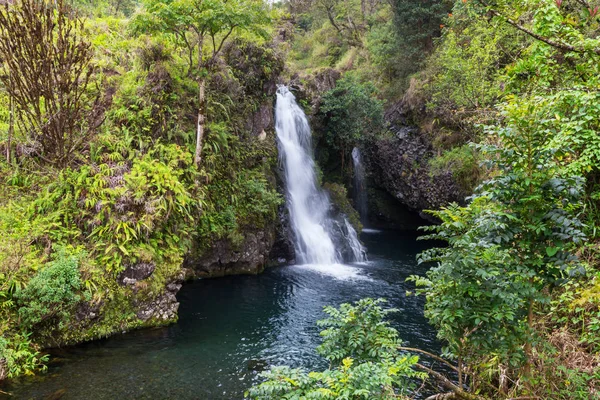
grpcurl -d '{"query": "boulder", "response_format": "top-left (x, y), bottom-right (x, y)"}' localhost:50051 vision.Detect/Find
top-left (134, 279), bottom-right (182, 322)
top-left (118, 262), bottom-right (156, 286)
top-left (186, 230), bottom-right (277, 278)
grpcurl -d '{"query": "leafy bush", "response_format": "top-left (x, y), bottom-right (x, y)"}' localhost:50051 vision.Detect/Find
top-left (0, 202), bottom-right (48, 299)
top-left (316, 298), bottom-right (401, 364)
top-left (15, 246), bottom-right (84, 329)
top-left (424, 17), bottom-right (505, 113)
top-left (412, 93), bottom-right (587, 393)
top-left (247, 299), bottom-right (425, 400)
top-left (0, 332), bottom-right (48, 378)
top-left (247, 358), bottom-right (419, 400)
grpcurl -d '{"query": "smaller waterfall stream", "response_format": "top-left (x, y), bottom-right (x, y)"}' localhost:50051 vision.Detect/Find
top-left (351, 147), bottom-right (368, 225)
top-left (275, 87), bottom-right (365, 265)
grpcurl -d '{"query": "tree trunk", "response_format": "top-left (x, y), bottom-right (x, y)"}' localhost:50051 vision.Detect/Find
top-left (360, 0), bottom-right (366, 21)
top-left (6, 79), bottom-right (12, 164)
top-left (194, 35), bottom-right (206, 168)
top-left (194, 77), bottom-right (206, 167)
top-left (523, 296), bottom-right (534, 376)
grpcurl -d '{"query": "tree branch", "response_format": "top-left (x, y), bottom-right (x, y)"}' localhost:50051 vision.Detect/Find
top-left (397, 346), bottom-right (460, 373)
top-left (208, 24), bottom-right (236, 67)
top-left (425, 393), bottom-right (461, 400)
top-left (477, 0), bottom-right (600, 55)
top-left (415, 363), bottom-right (487, 400)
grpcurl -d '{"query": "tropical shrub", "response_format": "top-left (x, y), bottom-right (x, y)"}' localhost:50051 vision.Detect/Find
top-left (0, 333), bottom-right (48, 378)
top-left (247, 299), bottom-right (425, 400)
top-left (15, 246), bottom-right (85, 329)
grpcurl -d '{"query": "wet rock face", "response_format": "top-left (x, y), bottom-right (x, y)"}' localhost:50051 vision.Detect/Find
top-left (368, 124), bottom-right (466, 216)
top-left (367, 187), bottom-right (428, 230)
top-left (187, 230), bottom-right (277, 278)
top-left (268, 204), bottom-right (296, 266)
top-left (247, 102), bottom-right (275, 138)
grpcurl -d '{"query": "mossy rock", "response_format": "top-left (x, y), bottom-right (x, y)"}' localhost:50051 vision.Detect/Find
top-left (323, 182), bottom-right (362, 233)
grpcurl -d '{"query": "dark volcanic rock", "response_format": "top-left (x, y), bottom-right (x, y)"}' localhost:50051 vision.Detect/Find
top-left (118, 262), bottom-right (156, 286)
top-left (75, 300), bottom-right (102, 322)
top-left (187, 230), bottom-right (277, 277)
top-left (367, 187), bottom-right (429, 230)
top-left (247, 102), bottom-right (275, 138)
top-left (368, 123), bottom-right (466, 217)
top-left (268, 204), bottom-right (296, 266)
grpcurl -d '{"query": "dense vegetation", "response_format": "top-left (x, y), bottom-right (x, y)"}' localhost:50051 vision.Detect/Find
top-left (247, 299), bottom-right (426, 400)
top-left (250, 0), bottom-right (600, 398)
top-left (1, 0), bottom-right (599, 399)
top-left (0, 0), bottom-right (283, 380)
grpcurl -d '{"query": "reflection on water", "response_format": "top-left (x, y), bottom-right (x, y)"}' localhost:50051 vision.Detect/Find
top-left (2, 230), bottom-right (440, 400)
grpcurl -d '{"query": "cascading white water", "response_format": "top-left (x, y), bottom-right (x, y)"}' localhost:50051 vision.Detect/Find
top-left (275, 86), bottom-right (366, 265)
top-left (351, 147), bottom-right (368, 225)
top-left (343, 217), bottom-right (367, 263)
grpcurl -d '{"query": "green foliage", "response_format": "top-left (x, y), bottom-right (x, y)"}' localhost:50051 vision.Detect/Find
top-left (247, 299), bottom-right (425, 400)
top-left (0, 0), bottom-right (285, 382)
top-left (428, 145), bottom-right (481, 193)
top-left (246, 358), bottom-right (419, 400)
top-left (31, 142), bottom-right (197, 278)
top-left (551, 272), bottom-right (600, 353)
top-left (323, 182), bottom-right (362, 233)
top-left (0, 332), bottom-right (48, 378)
top-left (132, 0), bottom-right (272, 73)
top-left (319, 73), bottom-right (384, 155)
top-left (390, 0), bottom-right (450, 54)
top-left (412, 86), bottom-right (588, 393)
top-left (412, 200), bottom-right (532, 366)
top-left (15, 246), bottom-right (84, 329)
top-left (0, 202), bottom-right (47, 300)
top-left (424, 17), bottom-right (505, 112)
top-left (316, 298), bottom-right (401, 364)
top-left (73, 0), bottom-right (138, 17)
top-left (388, 0), bottom-right (451, 81)
top-left (198, 132), bottom-right (282, 247)
top-left (402, 1), bottom-right (600, 397)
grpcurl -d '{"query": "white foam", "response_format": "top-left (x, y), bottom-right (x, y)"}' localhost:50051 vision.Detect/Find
top-left (294, 263), bottom-right (371, 281)
top-left (362, 229), bottom-right (383, 234)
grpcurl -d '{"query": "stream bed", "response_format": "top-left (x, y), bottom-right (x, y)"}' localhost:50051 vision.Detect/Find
top-left (2, 230), bottom-right (441, 399)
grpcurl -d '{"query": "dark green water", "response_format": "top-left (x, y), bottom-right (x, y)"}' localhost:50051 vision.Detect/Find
top-left (2, 230), bottom-right (442, 399)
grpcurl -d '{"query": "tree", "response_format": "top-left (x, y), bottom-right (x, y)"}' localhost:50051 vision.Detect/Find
top-left (132, 0), bottom-right (271, 167)
top-left (315, 0), bottom-right (365, 46)
top-left (0, 0), bottom-right (99, 167)
top-left (319, 73), bottom-right (384, 172)
top-left (391, 0), bottom-right (451, 54)
top-left (472, 0), bottom-right (600, 56)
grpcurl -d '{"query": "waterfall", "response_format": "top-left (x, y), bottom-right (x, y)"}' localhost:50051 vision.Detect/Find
top-left (351, 147), bottom-right (368, 225)
top-left (343, 217), bottom-right (367, 262)
top-left (275, 86), bottom-right (366, 265)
